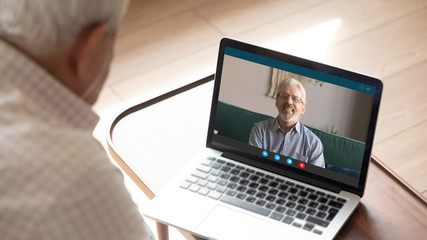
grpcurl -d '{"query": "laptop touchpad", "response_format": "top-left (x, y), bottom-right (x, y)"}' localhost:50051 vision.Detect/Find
top-left (197, 205), bottom-right (270, 239)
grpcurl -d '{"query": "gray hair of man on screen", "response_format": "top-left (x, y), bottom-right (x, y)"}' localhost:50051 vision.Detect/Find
top-left (0, 0), bottom-right (130, 56)
top-left (276, 77), bottom-right (307, 106)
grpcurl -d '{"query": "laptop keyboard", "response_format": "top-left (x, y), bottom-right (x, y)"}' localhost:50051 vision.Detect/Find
top-left (180, 156), bottom-right (347, 235)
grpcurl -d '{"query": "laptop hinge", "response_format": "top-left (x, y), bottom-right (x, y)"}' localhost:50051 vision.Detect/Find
top-left (222, 152), bottom-right (342, 193)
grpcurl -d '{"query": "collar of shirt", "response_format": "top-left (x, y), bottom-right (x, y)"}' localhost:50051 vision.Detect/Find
top-left (272, 118), bottom-right (302, 135)
top-left (0, 38), bottom-right (99, 130)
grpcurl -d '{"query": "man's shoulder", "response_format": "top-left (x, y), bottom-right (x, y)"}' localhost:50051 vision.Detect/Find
top-left (1, 114), bottom-right (106, 165)
top-left (254, 118), bottom-right (276, 128)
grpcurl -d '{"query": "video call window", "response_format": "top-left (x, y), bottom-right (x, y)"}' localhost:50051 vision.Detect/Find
top-left (214, 54), bottom-right (375, 180)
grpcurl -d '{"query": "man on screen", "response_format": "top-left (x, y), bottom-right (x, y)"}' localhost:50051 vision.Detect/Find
top-left (249, 78), bottom-right (325, 168)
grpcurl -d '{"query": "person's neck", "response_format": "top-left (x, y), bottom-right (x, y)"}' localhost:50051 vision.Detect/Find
top-left (277, 117), bottom-right (298, 133)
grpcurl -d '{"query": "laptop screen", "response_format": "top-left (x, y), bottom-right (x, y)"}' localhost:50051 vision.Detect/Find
top-left (207, 38), bottom-right (382, 196)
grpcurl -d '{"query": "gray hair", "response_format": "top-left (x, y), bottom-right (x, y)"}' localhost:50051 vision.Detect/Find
top-left (0, 0), bottom-right (130, 56)
top-left (277, 77), bottom-right (307, 105)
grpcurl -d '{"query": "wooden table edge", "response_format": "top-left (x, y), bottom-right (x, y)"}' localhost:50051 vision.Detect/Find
top-left (370, 153), bottom-right (427, 205)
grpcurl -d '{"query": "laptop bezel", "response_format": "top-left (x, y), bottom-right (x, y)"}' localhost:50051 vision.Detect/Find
top-left (206, 37), bottom-right (383, 197)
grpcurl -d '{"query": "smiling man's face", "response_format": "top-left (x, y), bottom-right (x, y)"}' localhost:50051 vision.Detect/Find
top-left (275, 84), bottom-right (306, 124)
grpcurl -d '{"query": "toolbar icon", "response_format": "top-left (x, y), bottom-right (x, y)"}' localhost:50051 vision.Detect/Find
top-left (262, 151), bottom-right (268, 157)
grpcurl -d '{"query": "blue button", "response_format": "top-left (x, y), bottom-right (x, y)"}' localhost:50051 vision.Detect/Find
top-left (287, 158), bottom-right (293, 164)
top-left (262, 151), bottom-right (268, 157)
top-left (274, 155), bottom-right (280, 161)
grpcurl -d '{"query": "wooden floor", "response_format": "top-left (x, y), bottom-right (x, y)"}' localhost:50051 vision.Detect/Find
top-left (94, 0), bottom-right (427, 220)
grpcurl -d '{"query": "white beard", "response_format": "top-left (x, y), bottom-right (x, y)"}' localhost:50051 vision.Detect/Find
top-left (278, 104), bottom-right (298, 122)
top-left (279, 112), bottom-right (298, 123)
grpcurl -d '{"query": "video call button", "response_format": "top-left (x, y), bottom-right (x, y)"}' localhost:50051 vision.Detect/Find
top-left (286, 158), bottom-right (292, 165)
top-left (262, 151), bottom-right (268, 157)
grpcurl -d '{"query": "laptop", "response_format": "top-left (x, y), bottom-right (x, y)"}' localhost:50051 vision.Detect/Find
top-left (143, 38), bottom-right (382, 240)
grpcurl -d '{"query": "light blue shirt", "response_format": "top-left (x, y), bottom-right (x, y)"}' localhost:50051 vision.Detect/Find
top-left (249, 118), bottom-right (325, 168)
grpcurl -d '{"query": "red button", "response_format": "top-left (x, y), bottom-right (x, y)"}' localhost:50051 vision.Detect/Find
top-left (299, 162), bottom-right (305, 168)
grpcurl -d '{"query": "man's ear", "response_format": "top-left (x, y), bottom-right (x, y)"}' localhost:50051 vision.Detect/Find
top-left (69, 23), bottom-right (109, 79)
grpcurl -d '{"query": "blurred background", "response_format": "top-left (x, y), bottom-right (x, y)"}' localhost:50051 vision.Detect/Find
top-left (93, 0), bottom-right (427, 238)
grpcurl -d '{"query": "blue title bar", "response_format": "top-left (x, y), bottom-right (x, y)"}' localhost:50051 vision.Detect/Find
top-left (225, 47), bottom-right (376, 95)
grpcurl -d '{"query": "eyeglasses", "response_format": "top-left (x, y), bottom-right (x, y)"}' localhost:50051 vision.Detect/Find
top-left (277, 93), bottom-right (303, 103)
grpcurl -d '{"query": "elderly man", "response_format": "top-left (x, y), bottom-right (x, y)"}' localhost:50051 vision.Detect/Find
top-left (0, 1), bottom-right (154, 239)
top-left (249, 78), bottom-right (325, 168)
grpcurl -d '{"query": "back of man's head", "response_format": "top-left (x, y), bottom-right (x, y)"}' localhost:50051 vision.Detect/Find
top-left (0, 0), bottom-right (130, 56)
